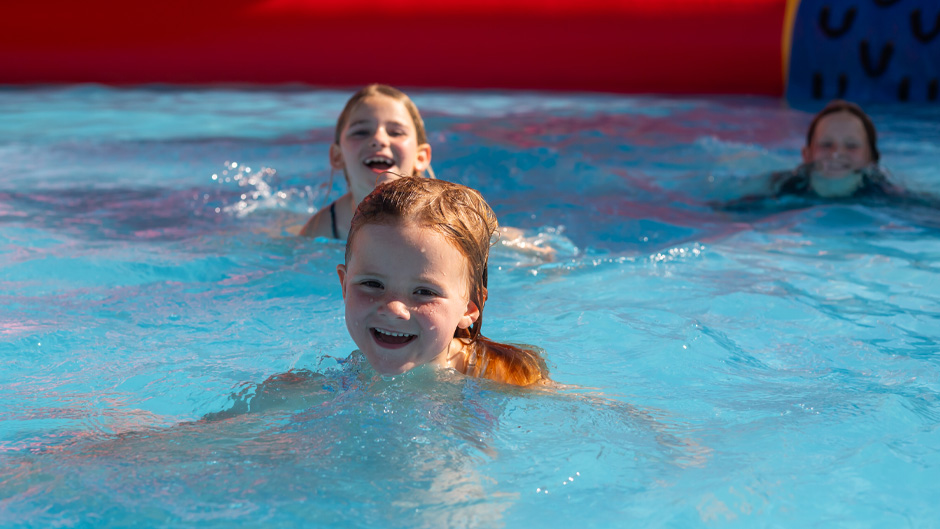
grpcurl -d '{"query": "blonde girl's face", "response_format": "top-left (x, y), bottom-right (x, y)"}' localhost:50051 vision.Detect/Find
top-left (330, 95), bottom-right (431, 198)
top-left (802, 111), bottom-right (873, 178)
top-left (337, 222), bottom-right (480, 376)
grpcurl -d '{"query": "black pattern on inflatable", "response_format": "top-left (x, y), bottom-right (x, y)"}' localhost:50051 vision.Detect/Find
top-left (911, 9), bottom-right (940, 44)
top-left (818, 7), bottom-right (857, 38)
top-left (788, 0), bottom-right (940, 102)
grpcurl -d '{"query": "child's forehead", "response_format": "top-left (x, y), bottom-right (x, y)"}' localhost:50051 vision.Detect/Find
top-left (347, 95), bottom-right (412, 122)
top-left (812, 113), bottom-right (868, 142)
top-left (817, 111), bottom-right (865, 131)
top-left (352, 220), bottom-right (466, 259)
top-left (355, 220), bottom-right (440, 244)
top-left (347, 222), bottom-right (472, 282)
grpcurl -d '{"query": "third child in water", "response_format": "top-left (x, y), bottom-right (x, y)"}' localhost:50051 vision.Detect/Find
top-left (770, 99), bottom-right (897, 199)
top-left (338, 177), bottom-right (549, 386)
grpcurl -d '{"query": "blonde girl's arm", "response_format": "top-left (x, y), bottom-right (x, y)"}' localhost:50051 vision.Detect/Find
top-left (497, 226), bottom-right (556, 260)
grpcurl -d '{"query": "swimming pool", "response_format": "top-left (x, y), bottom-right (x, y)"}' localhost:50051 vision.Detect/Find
top-left (2, 86), bottom-right (939, 528)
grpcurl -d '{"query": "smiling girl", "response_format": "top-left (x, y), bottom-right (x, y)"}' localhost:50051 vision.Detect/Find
top-left (299, 84), bottom-right (432, 240)
top-left (337, 177), bottom-right (550, 386)
top-left (772, 99), bottom-right (896, 198)
top-left (298, 84), bottom-right (556, 260)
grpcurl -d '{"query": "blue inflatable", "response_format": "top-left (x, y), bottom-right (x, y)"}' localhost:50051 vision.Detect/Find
top-left (787, 0), bottom-right (940, 102)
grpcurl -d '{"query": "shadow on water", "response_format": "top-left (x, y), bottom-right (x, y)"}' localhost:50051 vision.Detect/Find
top-left (0, 354), bottom-right (710, 528)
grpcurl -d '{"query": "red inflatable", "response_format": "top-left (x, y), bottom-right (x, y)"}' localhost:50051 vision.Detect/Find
top-left (0, 0), bottom-right (790, 95)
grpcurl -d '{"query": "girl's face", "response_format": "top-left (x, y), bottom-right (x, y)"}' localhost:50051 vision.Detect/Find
top-left (802, 111), bottom-right (873, 178)
top-left (337, 221), bottom-right (480, 375)
top-left (330, 95), bottom-right (431, 199)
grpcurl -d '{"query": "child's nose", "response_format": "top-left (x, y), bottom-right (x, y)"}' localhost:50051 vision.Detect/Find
top-left (370, 129), bottom-right (390, 147)
top-left (379, 298), bottom-right (410, 319)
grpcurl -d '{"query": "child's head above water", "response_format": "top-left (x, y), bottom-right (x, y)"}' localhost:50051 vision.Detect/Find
top-left (337, 177), bottom-right (548, 386)
top-left (798, 99), bottom-right (883, 198)
top-left (802, 99), bottom-right (879, 175)
top-left (338, 177), bottom-right (494, 375)
top-left (299, 84), bottom-right (433, 240)
top-left (330, 84), bottom-right (432, 195)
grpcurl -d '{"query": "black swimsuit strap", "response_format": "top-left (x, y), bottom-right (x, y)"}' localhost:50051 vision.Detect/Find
top-left (330, 202), bottom-right (339, 239)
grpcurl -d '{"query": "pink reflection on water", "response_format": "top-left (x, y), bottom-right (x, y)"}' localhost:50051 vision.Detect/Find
top-left (451, 106), bottom-right (800, 149)
top-left (0, 203), bottom-right (28, 217)
top-left (0, 319), bottom-right (48, 336)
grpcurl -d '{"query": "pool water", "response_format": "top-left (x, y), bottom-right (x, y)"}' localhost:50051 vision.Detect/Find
top-left (1, 86), bottom-right (939, 528)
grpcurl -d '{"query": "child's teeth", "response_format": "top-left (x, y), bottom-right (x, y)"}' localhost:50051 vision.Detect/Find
top-left (377, 329), bottom-right (410, 337)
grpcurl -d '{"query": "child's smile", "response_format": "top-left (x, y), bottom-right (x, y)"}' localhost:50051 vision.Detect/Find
top-left (371, 327), bottom-right (416, 347)
top-left (363, 155), bottom-right (395, 173)
top-left (337, 222), bottom-right (479, 375)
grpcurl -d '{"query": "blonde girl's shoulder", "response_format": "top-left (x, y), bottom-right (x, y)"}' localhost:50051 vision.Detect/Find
top-left (298, 206), bottom-right (332, 238)
top-left (298, 195), bottom-right (355, 239)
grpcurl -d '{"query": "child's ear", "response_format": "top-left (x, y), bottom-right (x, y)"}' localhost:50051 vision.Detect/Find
top-left (336, 264), bottom-right (348, 299)
top-left (329, 143), bottom-right (346, 170)
top-left (414, 143), bottom-right (432, 173)
top-left (457, 300), bottom-right (480, 330)
top-left (801, 145), bottom-right (812, 165)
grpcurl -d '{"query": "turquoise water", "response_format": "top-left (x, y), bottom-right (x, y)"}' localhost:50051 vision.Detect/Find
top-left (1, 86), bottom-right (939, 528)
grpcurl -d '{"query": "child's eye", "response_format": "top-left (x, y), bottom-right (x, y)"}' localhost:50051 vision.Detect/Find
top-left (414, 288), bottom-right (439, 297)
top-left (348, 128), bottom-right (370, 137)
top-left (360, 280), bottom-right (383, 289)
